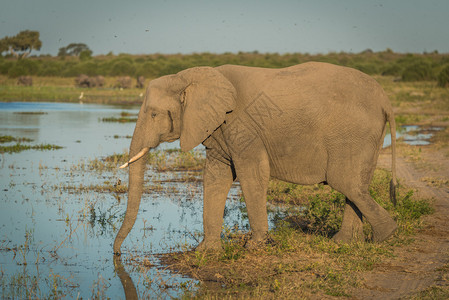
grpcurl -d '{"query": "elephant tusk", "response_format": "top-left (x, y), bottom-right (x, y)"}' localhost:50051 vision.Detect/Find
top-left (119, 147), bottom-right (150, 169)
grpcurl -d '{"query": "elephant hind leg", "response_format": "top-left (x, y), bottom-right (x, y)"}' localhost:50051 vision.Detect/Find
top-left (327, 163), bottom-right (396, 242)
top-left (339, 188), bottom-right (397, 242)
top-left (333, 198), bottom-right (365, 243)
top-left (327, 138), bottom-right (396, 242)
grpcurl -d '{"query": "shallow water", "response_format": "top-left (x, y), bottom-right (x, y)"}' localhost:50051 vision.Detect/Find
top-left (384, 125), bottom-right (442, 147)
top-left (0, 102), bottom-right (293, 298)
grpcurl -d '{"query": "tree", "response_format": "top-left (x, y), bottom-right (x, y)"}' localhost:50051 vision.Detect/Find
top-left (58, 43), bottom-right (91, 57)
top-left (79, 49), bottom-right (93, 61)
top-left (0, 30), bottom-right (42, 59)
top-left (0, 39), bottom-right (9, 56)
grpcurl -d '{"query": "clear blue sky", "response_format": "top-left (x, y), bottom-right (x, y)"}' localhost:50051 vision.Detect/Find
top-left (1, 0), bottom-right (448, 56)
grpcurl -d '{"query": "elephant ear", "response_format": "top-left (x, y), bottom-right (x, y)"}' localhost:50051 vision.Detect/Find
top-left (177, 67), bottom-right (236, 152)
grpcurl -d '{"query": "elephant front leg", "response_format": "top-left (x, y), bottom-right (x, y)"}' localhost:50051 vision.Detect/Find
top-left (234, 152), bottom-right (270, 247)
top-left (197, 154), bottom-right (235, 251)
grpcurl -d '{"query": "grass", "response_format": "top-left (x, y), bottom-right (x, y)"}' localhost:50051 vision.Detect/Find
top-left (0, 75), bottom-right (144, 104)
top-left (0, 75), bottom-right (143, 105)
top-left (421, 176), bottom-right (449, 188)
top-left (157, 169), bottom-right (434, 298)
top-left (88, 149), bottom-right (206, 173)
top-left (376, 76), bottom-right (449, 126)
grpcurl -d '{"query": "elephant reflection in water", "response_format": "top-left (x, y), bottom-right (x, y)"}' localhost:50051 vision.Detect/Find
top-left (113, 256), bottom-right (138, 299)
top-left (114, 62), bottom-right (398, 254)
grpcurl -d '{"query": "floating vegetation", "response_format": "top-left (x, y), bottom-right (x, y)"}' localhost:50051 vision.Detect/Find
top-left (119, 111), bottom-right (137, 117)
top-left (101, 116), bottom-right (138, 123)
top-left (0, 136), bottom-right (63, 153)
top-left (101, 112), bottom-right (138, 123)
top-left (57, 182), bottom-right (167, 194)
top-left (13, 111), bottom-right (47, 115)
top-left (60, 182), bottom-right (128, 194)
top-left (113, 135), bottom-right (132, 139)
top-left (0, 143), bottom-right (64, 154)
top-left (0, 135), bottom-right (33, 143)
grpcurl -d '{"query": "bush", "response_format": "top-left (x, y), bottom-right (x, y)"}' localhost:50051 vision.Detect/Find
top-left (136, 61), bottom-right (162, 78)
top-left (6, 59), bottom-right (41, 77)
top-left (382, 63), bottom-right (403, 76)
top-left (8, 64), bottom-right (27, 78)
top-left (304, 191), bottom-right (346, 236)
top-left (0, 60), bottom-right (13, 75)
top-left (78, 61), bottom-right (99, 76)
top-left (402, 61), bottom-right (434, 81)
top-left (37, 61), bottom-right (63, 76)
top-left (61, 62), bottom-right (82, 77)
top-left (437, 65), bottom-right (449, 88)
top-left (352, 62), bottom-right (380, 75)
top-left (110, 60), bottom-right (136, 76)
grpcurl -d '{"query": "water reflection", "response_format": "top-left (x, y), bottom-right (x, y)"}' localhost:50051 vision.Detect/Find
top-left (113, 255), bottom-right (138, 300)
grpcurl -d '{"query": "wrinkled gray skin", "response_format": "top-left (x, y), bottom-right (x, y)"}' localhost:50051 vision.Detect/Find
top-left (113, 63), bottom-right (398, 254)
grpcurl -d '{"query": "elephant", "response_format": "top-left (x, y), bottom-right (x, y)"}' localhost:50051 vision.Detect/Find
top-left (113, 62), bottom-right (398, 254)
top-left (75, 74), bottom-right (104, 88)
top-left (115, 76), bottom-right (133, 89)
top-left (17, 76), bottom-right (33, 86)
top-left (136, 76), bottom-right (146, 89)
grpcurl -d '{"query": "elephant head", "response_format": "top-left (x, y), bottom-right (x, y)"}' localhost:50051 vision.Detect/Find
top-left (113, 67), bottom-right (236, 254)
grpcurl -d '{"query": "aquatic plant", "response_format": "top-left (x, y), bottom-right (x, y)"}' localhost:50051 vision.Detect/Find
top-left (0, 135), bottom-right (33, 143)
top-left (0, 143), bottom-right (63, 154)
top-left (101, 116), bottom-right (137, 123)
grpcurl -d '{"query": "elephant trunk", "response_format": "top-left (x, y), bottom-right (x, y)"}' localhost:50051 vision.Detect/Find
top-left (113, 133), bottom-right (147, 255)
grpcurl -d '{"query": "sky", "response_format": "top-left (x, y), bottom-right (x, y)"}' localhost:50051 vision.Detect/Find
top-left (1, 0), bottom-right (449, 56)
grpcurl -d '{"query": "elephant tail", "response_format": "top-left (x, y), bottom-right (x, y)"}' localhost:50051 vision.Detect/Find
top-left (387, 110), bottom-right (397, 206)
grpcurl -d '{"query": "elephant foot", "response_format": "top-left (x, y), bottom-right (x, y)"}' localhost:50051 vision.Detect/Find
top-left (372, 218), bottom-right (397, 242)
top-left (332, 228), bottom-right (365, 243)
top-left (195, 239), bottom-right (222, 252)
top-left (244, 232), bottom-right (272, 249)
top-left (245, 238), bottom-right (265, 250)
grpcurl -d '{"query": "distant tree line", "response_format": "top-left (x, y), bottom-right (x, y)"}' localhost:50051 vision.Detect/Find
top-left (1, 30), bottom-right (449, 87)
top-left (1, 50), bottom-right (449, 86)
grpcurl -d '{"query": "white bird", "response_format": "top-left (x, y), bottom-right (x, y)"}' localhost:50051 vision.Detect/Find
top-left (79, 92), bottom-right (84, 104)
